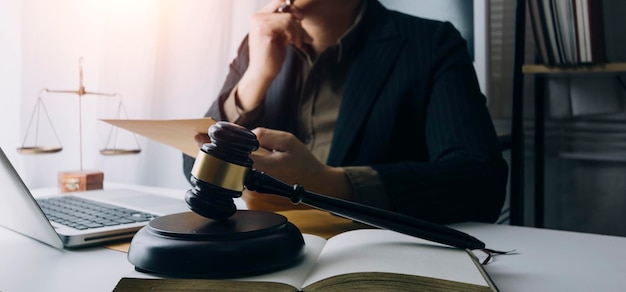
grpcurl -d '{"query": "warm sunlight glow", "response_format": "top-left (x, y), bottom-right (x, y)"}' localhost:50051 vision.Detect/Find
top-left (84, 0), bottom-right (157, 18)
top-left (16, 0), bottom-right (255, 189)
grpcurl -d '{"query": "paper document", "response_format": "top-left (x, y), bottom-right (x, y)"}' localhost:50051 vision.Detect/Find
top-left (100, 118), bottom-right (217, 158)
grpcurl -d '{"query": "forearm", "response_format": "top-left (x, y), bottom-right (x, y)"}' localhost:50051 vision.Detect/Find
top-left (314, 166), bottom-right (355, 202)
top-left (236, 71), bottom-right (274, 112)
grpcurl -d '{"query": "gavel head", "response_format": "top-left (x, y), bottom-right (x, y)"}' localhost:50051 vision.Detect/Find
top-left (185, 121), bottom-right (259, 220)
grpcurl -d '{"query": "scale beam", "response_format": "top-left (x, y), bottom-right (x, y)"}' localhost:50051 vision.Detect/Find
top-left (18, 57), bottom-right (141, 166)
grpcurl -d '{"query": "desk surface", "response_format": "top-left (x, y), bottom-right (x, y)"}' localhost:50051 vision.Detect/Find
top-left (2, 184), bottom-right (625, 292)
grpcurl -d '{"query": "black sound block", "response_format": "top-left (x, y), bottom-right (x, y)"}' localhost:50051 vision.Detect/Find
top-left (127, 210), bottom-right (306, 278)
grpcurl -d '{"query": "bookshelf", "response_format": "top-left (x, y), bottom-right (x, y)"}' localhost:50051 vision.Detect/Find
top-left (515, 0), bottom-right (626, 228)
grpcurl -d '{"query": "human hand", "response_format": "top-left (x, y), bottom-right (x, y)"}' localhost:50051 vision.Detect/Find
top-left (235, 1), bottom-right (312, 112)
top-left (243, 127), bottom-right (321, 211)
top-left (246, 0), bottom-right (312, 82)
top-left (194, 133), bottom-right (211, 148)
top-left (242, 127), bottom-right (353, 211)
top-left (250, 127), bottom-right (326, 189)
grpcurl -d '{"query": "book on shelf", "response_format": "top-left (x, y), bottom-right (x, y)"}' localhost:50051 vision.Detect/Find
top-left (529, 0), bottom-right (609, 65)
top-left (575, 0), bottom-right (591, 63)
top-left (569, 75), bottom-right (623, 116)
top-left (587, 0), bottom-right (607, 63)
top-left (540, 0), bottom-right (563, 64)
top-left (546, 73), bottom-right (623, 118)
top-left (554, 0), bottom-right (578, 64)
top-left (528, 0), bottom-right (552, 64)
top-left (113, 228), bottom-right (498, 292)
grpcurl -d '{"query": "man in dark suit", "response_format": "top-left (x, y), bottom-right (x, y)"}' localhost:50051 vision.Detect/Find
top-left (184, 0), bottom-right (508, 224)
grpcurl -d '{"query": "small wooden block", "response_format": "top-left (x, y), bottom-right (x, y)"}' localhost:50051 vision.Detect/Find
top-left (58, 170), bottom-right (104, 193)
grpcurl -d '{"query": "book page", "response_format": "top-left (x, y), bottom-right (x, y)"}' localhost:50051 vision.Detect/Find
top-left (301, 229), bottom-right (489, 289)
top-left (232, 234), bottom-right (326, 288)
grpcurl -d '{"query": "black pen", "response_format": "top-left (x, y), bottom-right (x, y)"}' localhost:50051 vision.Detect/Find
top-left (277, 0), bottom-right (295, 13)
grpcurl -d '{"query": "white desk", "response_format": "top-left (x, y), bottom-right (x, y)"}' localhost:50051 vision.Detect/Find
top-left (456, 222), bottom-right (626, 292)
top-left (2, 184), bottom-right (625, 291)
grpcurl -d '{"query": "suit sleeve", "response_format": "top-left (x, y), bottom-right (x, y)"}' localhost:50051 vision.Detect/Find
top-left (371, 22), bottom-right (508, 224)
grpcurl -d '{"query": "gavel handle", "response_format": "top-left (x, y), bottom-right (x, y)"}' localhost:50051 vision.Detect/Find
top-left (245, 169), bottom-right (485, 250)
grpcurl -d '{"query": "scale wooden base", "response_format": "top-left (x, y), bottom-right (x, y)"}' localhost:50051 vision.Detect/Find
top-left (58, 170), bottom-right (104, 193)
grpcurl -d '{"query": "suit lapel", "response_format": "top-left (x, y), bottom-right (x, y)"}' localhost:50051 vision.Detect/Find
top-left (328, 11), bottom-right (404, 166)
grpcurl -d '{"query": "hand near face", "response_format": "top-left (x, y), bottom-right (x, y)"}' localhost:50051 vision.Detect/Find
top-left (247, 0), bottom-right (312, 81)
top-left (236, 0), bottom-right (313, 112)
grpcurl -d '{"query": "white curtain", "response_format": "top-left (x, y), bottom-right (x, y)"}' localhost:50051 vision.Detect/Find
top-left (1, 0), bottom-right (266, 190)
top-left (0, 0), bottom-right (23, 178)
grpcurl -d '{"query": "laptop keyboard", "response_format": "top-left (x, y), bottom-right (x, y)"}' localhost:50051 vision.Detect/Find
top-left (37, 196), bottom-right (158, 230)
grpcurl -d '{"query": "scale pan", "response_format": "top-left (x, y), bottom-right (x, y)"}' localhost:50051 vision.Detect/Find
top-left (100, 148), bottom-right (141, 155)
top-left (17, 147), bottom-right (63, 154)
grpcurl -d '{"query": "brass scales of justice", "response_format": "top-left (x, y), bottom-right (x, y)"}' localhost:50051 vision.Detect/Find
top-left (17, 57), bottom-right (141, 192)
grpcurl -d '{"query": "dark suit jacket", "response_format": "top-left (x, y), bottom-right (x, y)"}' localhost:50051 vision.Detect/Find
top-left (184, 0), bottom-right (508, 224)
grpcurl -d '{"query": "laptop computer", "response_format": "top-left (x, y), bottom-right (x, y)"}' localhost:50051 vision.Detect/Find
top-left (0, 147), bottom-right (190, 248)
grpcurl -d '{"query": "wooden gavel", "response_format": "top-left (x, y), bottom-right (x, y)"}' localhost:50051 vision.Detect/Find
top-left (185, 121), bottom-right (486, 250)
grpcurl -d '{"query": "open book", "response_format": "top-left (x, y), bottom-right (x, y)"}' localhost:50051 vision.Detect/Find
top-left (114, 228), bottom-right (497, 292)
